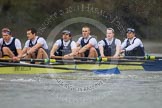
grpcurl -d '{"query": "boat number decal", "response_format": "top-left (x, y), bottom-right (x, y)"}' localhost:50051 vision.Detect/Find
top-left (14, 66), bottom-right (31, 71)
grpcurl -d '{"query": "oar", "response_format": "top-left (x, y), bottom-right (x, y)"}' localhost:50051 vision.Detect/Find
top-left (52, 56), bottom-right (119, 61)
top-left (19, 57), bottom-right (162, 63)
top-left (0, 57), bottom-right (159, 64)
top-left (52, 55), bottom-right (162, 61)
top-left (0, 58), bottom-right (157, 67)
top-left (0, 58), bottom-right (51, 63)
top-left (119, 55), bottom-right (162, 60)
top-left (142, 60), bottom-right (162, 71)
top-left (0, 57), bottom-right (151, 64)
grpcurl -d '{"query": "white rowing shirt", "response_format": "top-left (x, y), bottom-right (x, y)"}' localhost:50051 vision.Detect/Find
top-left (24, 36), bottom-right (48, 49)
top-left (121, 37), bottom-right (144, 51)
top-left (54, 39), bottom-right (77, 49)
top-left (98, 38), bottom-right (121, 47)
top-left (0, 37), bottom-right (22, 49)
top-left (77, 35), bottom-right (98, 48)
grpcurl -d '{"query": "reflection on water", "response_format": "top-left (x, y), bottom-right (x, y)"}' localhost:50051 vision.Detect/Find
top-left (0, 70), bottom-right (162, 108)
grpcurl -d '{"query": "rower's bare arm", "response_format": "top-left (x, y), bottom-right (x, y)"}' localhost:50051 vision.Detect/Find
top-left (79, 43), bottom-right (92, 53)
top-left (28, 43), bottom-right (42, 54)
top-left (50, 44), bottom-right (58, 58)
top-left (22, 48), bottom-right (27, 54)
top-left (99, 45), bottom-right (105, 57)
top-left (76, 42), bottom-right (80, 47)
top-left (16, 49), bottom-right (22, 58)
top-left (21, 48), bottom-right (28, 57)
top-left (70, 48), bottom-right (77, 56)
top-left (113, 45), bottom-right (121, 58)
top-left (12, 49), bottom-right (22, 61)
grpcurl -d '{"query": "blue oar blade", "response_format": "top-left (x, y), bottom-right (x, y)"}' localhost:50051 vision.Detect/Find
top-left (93, 67), bottom-right (120, 74)
top-left (142, 60), bottom-right (162, 71)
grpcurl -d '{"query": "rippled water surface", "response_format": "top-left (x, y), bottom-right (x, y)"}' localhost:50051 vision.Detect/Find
top-left (1, 70), bottom-right (162, 108)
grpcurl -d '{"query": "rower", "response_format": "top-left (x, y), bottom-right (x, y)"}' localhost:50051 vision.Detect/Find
top-left (0, 28), bottom-right (22, 61)
top-left (50, 30), bottom-right (77, 58)
top-left (98, 28), bottom-right (121, 58)
top-left (76, 26), bottom-right (99, 57)
top-left (121, 28), bottom-right (145, 56)
top-left (22, 28), bottom-right (48, 60)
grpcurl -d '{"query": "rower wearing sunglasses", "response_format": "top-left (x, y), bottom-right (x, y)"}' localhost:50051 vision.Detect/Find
top-left (121, 28), bottom-right (145, 56)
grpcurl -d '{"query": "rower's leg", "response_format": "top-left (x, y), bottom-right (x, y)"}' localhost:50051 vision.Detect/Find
top-left (37, 48), bottom-right (48, 59)
top-left (2, 47), bottom-right (15, 58)
top-left (88, 47), bottom-right (98, 58)
top-left (75, 47), bottom-right (83, 57)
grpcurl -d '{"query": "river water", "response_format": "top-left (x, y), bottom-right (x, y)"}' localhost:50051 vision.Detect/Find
top-left (0, 70), bottom-right (162, 108)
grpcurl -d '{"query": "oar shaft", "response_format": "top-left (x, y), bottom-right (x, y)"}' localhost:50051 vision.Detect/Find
top-left (0, 55), bottom-right (162, 63)
top-left (121, 56), bottom-right (162, 60)
top-left (20, 58), bottom-right (47, 63)
top-left (53, 55), bottom-right (162, 61)
top-left (0, 58), bottom-right (158, 63)
top-left (52, 56), bottom-right (97, 61)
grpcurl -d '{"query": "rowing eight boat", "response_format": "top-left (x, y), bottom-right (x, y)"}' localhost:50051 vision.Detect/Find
top-left (0, 56), bottom-right (162, 74)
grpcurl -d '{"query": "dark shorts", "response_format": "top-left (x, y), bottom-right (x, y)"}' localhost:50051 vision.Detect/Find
top-left (84, 48), bottom-right (100, 57)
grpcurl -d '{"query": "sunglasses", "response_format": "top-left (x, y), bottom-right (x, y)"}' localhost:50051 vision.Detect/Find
top-left (127, 28), bottom-right (135, 32)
